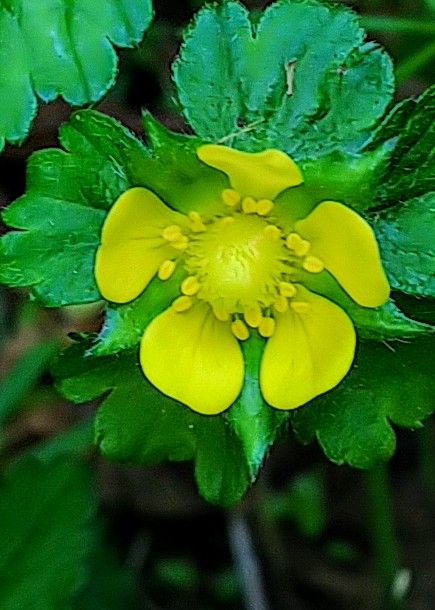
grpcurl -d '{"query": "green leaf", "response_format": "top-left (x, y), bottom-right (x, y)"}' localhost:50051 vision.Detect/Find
top-left (301, 270), bottom-right (433, 340)
top-left (291, 337), bottom-right (435, 468)
top-left (53, 340), bottom-right (251, 506)
top-left (372, 192), bottom-right (435, 298)
top-left (90, 268), bottom-right (185, 356)
top-left (298, 143), bottom-right (394, 213)
top-left (0, 458), bottom-right (96, 610)
top-left (173, 0), bottom-right (394, 158)
top-left (141, 111), bottom-right (229, 215)
top-left (0, 110), bottom-right (150, 306)
top-left (0, 339), bottom-right (58, 429)
top-left (374, 86), bottom-right (435, 204)
top-left (70, 535), bottom-right (136, 610)
top-left (263, 470), bottom-right (327, 538)
top-left (25, 419), bottom-right (94, 463)
top-left (0, 0), bottom-right (153, 150)
top-left (227, 336), bottom-right (287, 478)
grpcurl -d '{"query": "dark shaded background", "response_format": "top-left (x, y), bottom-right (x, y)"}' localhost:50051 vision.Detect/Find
top-left (0, 1), bottom-right (434, 609)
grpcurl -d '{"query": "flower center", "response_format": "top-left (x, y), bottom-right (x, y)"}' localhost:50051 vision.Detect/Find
top-left (186, 214), bottom-right (288, 312)
top-left (158, 189), bottom-right (325, 340)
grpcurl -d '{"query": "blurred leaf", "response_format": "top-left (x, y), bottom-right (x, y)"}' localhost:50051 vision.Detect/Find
top-left (291, 337), bottom-right (435, 468)
top-left (25, 419), bottom-right (94, 463)
top-left (374, 86), bottom-right (435, 204)
top-left (264, 470), bottom-right (327, 538)
top-left (395, 40), bottom-right (435, 85)
top-left (173, 0), bottom-right (394, 158)
top-left (373, 192), bottom-right (435, 298)
top-left (0, 111), bottom-right (150, 306)
top-left (0, 0), bottom-right (153, 150)
top-left (0, 458), bottom-right (96, 610)
top-left (360, 16), bottom-right (435, 34)
top-left (70, 535), bottom-right (137, 610)
top-left (0, 339), bottom-right (58, 428)
top-left (53, 340), bottom-right (251, 506)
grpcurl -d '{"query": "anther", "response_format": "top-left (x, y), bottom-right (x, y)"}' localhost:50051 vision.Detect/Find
top-left (213, 306), bottom-right (230, 322)
top-left (264, 224), bottom-right (281, 240)
top-left (162, 224), bottom-right (183, 242)
top-left (259, 317), bottom-right (276, 338)
top-left (222, 189), bottom-right (241, 207)
top-left (286, 232), bottom-right (310, 256)
top-left (242, 197), bottom-right (257, 214)
top-left (244, 307), bottom-right (262, 328)
top-left (181, 276), bottom-right (201, 296)
top-left (220, 216), bottom-right (235, 226)
top-left (171, 235), bottom-right (189, 250)
top-left (188, 211), bottom-right (206, 232)
top-left (279, 281), bottom-right (297, 298)
top-left (273, 294), bottom-right (289, 313)
top-left (256, 199), bottom-right (274, 216)
top-left (172, 295), bottom-right (194, 313)
top-left (231, 319), bottom-right (250, 341)
top-left (302, 255), bottom-right (325, 274)
top-left (158, 259), bottom-right (176, 281)
top-left (291, 301), bottom-right (311, 314)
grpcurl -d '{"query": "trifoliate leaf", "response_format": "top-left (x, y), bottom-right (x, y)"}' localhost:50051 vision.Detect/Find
top-left (374, 85), bottom-right (435, 204)
top-left (0, 0), bottom-right (153, 150)
top-left (53, 340), bottom-right (251, 506)
top-left (173, 0), bottom-right (394, 158)
top-left (291, 337), bottom-right (435, 468)
top-left (373, 192), bottom-right (435, 298)
top-left (0, 111), bottom-right (150, 306)
top-left (0, 458), bottom-right (96, 610)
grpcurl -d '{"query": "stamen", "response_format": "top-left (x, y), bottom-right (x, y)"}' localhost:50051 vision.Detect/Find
top-left (286, 232), bottom-right (310, 256)
top-left (290, 301), bottom-right (311, 314)
top-left (302, 255), bottom-right (325, 274)
top-left (263, 224), bottom-right (281, 240)
top-left (256, 199), bottom-right (274, 216)
top-left (171, 235), bottom-right (189, 250)
top-left (188, 211), bottom-right (206, 232)
top-left (273, 294), bottom-right (289, 313)
top-left (220, 216), bottom-right (235, 226)
top-left (244, 306), bottom-right (262, 328)
top-left (279, 281), bottom-right (297, 298)
top-left (222, 189), bottom-right (241, 207)
top-left (162, 224), bottom-right (183, 242)
top-left (242, 197), bottom-right (257, 214)
top-left (158, 259), bottom-right (176, 281)
top-left (259, 316), bottom-right (276, 338)
top-left (181, 276), bottom-right (201, 296)
top-left (172, 295), bottom-right (194, 313)
top-left (231, 319), bottom-right (250, 341)
top-left (213, 305), bottom-right (230, 322)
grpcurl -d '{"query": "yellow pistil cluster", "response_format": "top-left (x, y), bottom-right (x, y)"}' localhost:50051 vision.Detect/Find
top-left (158, 188), bottom-right (326, 342)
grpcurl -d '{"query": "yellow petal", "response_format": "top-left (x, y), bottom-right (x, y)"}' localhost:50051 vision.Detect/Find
top-left (140, 303), bottom-right (244, 415)
top-left (260, 287), bottom-right (356, 410)
top-left (95, 188), bottom-right (186, 303)
top-left (296, 201), bottom-right (390, 307)
top-left (197, 144), bottom-right (303, 200)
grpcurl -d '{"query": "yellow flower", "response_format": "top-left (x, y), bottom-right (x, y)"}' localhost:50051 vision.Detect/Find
top-left (95, 145), bottom-right (390, 415)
